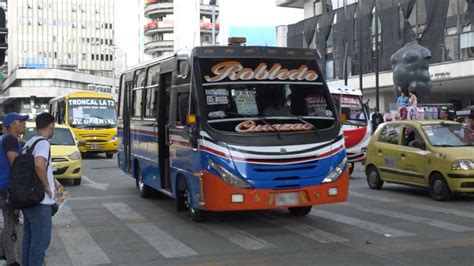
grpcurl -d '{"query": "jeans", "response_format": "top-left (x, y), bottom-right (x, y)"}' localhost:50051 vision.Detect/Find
top-left (0, 189), bottom-right (20, 264)
top-left (22, 204), bottom-right (52, 266)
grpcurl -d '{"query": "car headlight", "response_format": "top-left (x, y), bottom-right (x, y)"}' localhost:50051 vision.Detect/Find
top-left (322, 157), bottom-right (348, 183)
top-left (209, 159), bottom-right (252, 188)
top-left (68, 151), bottom-right (82, 161)
top-left (452, 160), bottom-right (474, 170)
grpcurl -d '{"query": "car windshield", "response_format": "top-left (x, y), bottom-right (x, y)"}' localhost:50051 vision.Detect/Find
top-left (422, 123), bottom-right (474, 147)
top-left (24, 127), bottom-right (76, 146)
top-left (203, 83), bottom-right (336, 133)
top-left (68, 98), bottom-right (116, 128)
top-left (331, 94), bottom-right (367, 126)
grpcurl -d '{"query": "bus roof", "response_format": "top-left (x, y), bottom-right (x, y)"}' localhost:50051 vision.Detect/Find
top-left (120, 46), bottom-right (320, 75)
top-left (49, 91), bottom-right (114, 103)
top-left (328, 84), bottom-right (362, 96)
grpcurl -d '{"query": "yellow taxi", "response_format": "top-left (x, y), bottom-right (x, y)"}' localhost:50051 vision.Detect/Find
top-left (24, 124), bottom-right (83, 185)
top-left (365, 120), bottom-right (474, 201)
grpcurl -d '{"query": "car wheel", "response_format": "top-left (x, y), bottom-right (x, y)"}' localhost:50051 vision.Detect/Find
top-left (73, 178), bottom-right (81, 185)
top-left (366, 165), bottom-right (383, 189)
top-left (348, 162), bottom-right (355, 176)
top-left (177, 178), bottom-right (206, 222)
top-left (429, 173), bottom-right (451, 201)
top-left (288, 206), bottom-right (312, 216)
top-left (106, 152), bottom-right (114, 159)
top-left (135, 164), bottom-right (153, 198)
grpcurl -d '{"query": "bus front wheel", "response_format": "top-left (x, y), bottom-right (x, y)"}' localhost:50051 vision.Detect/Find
top-left (106, 152), bottom-right (114, 159)
top-left (177, 177), bottom-right (206, 222)
top-left (288, 206), bottom-right (312, 216)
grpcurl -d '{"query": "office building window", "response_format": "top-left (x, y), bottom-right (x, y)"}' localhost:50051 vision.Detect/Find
top-left (460, 32), bottom-right (474, 59)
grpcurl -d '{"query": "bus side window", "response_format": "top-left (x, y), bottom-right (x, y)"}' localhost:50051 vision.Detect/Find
top-left (131, 89), bottom-right (143, 118)
top-left (58, 100), bottom-right (66, 124)
top-left (144, 86), bottom-right (159, 118)
top-left (176, 92), bottom-right (189, 127)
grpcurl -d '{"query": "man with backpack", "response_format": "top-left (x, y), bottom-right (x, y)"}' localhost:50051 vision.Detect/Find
top-left (0, 113), bottom-right (28, 266)
top-left (21, 113), bottom-right (55, 266)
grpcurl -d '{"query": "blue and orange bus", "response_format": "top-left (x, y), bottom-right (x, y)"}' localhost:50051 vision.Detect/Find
top-left (117, 46), bottom-right (349, 221)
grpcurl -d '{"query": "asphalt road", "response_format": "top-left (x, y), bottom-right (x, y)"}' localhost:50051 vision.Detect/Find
top-left (40, 155), bottom-right (474, 265)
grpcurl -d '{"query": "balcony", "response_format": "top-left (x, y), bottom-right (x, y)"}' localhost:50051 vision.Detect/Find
top-left (144, 2), bottom-right (174, 18)
top-left (144, 21), bottom-right (174, 36)
top-left (200, 3), bottom-right (219, 16)
top-left (275, 0), bottom-right (304, 8)
top-left (144, 40), bottom-right (174, 54)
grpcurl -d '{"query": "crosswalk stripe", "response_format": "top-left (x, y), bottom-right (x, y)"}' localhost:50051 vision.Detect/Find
top-left (53, 206), bottom-right (111, 265)
top-left (346, 202), bottom-right (473, 232)
top-left (103, 202), bottom-right (198, 258)
top-left (200, 223), bottom-right (275, 250)
top-left (349, 191), bottom-right (400, 202)
top-left (310, 210), bottom-right (415, 237)
top-left (261, 215), bottom-right (349, 243)
top-left (407, 203), bottom-right (474, 219)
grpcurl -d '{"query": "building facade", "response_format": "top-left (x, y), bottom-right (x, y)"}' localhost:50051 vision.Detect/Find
top-left (1, 0), bottom-right (116, 117)
top-left (277, 0), bottom-right (474, 112)
top-left (143, 0), bottom-right (220, 57)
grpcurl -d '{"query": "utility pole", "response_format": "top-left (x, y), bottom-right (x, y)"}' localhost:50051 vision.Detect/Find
top-left (374, 3), bottom-right (380, 112)
top-left (210, 0), bottom-right (216, 45)
top-left (358, 0), bottom-right (363, 99)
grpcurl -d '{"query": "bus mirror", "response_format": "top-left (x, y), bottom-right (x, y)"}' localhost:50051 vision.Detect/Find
top-left (339, 114), bottom-right (347, 122)
top-left (187, 114), bottom-right (197, 125)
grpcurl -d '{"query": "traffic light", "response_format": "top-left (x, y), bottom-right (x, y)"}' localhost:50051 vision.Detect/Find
top-left (0, 7), bottom-right (7, 66)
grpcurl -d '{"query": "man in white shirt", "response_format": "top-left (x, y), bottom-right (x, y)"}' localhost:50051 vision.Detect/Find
top-left (21, 113), bottom-right (55, 266)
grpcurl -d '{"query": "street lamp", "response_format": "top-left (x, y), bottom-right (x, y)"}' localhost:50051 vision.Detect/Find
top-left (104, 45), bottom-right (126, 95)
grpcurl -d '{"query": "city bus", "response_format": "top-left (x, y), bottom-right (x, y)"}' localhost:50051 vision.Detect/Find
top-left (329, 85), bottom-right (371, 175)
top-left (117, 46), bottom-right (349, 222)
top-left (49, 92), bottom-right (118, 158)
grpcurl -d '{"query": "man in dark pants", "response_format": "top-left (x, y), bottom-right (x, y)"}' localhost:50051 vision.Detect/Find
top-left (0, 113), bottom-right (28, 266)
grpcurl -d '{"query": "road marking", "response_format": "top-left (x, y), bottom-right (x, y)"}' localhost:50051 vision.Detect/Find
top-left (349, 191), bottom-right (400, 202)
top-left (407, 203), bottom-right (474, 219)
top-left (103, 202), bottom-right (197, 258)
top-left (346, 202), bottom-right (473, 232)
top-left (81, 175), bottom-right (110, 191)
top-left (53, 206), bottom-right (111, 265)
top-left (261, 215), bottom-right (348, 243)
top-left (200, 223), bottom-right (275, 250)
top-left (310, 210), bottom-right (415, 237)
top-left (45, 230), bottom-right (73, 266)
top-left (69, 194), bottom-right (137, 201)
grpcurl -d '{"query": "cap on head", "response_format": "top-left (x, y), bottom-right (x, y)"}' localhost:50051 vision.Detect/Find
top-left (2, 112), bottom-right (29, 128)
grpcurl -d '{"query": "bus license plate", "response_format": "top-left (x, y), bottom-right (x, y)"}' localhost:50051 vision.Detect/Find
top-left (91, 144), bottom-right (100, 150)
top-left (275, 192), bottom-right (299, 206)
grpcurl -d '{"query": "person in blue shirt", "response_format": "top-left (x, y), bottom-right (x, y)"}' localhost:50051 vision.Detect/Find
top-left (0, 113), bottom-right (28, 266)
top-left (397, 91), bottom-right (409, 109)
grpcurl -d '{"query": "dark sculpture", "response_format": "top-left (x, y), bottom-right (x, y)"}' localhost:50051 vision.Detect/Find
top-left (391, 41), bottom-right (432, 98)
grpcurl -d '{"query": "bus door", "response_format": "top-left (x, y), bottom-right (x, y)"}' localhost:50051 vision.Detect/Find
top-left (123, 79), bottom-right (133, 173)
top-left (158, 72), bottom-right (172, 191)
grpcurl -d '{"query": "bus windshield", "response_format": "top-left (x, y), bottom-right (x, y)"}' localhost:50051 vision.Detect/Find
top-left (204, 82), bottom-right (335, 132)
top-left (332, 94), bottom-right (367, 126)
top-left (68, 98), bottom-right (117, 128)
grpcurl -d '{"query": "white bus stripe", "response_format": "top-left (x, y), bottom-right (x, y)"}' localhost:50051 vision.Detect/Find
top-left (261, 215), bottom-right (348, 243)
top-left (103, 202), bottom-right (197, 258)
top-left (407, 203), bottom-right (474, 219)
top-left (200, 223), bottom-right (275, 250)
top-left (53, 206), bottom-right (111, 265)
top-left (310, 210), bottom-right (415, 237)
top-left (349, 191), bottom-right (400, 203)
top-left (346, 203), bottom-right (473, 232)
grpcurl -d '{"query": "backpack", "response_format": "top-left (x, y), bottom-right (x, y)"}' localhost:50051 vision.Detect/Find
top-left (8, 138), bottom-right (49, 209)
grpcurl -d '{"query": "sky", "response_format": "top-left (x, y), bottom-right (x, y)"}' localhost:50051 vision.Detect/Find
top-left (219, 0), bottom-right (304, 45)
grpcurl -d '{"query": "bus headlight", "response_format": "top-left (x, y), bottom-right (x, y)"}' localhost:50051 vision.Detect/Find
top-left (209, 160), bottom-right (251, 189)
top-left (111, 133), bottom-right (117, 141)
top-left (322, 157), bottom-right (347, 183)
top-left (68, 151), bottom-right (82, 161)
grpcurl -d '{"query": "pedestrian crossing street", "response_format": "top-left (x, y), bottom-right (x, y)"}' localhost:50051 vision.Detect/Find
top-left (43, 191), bottom-right (474, 265)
